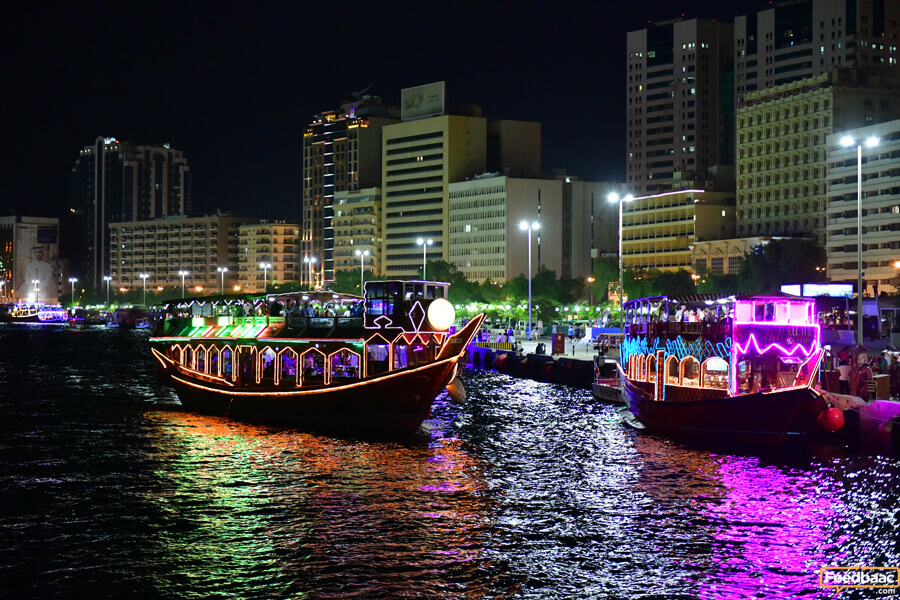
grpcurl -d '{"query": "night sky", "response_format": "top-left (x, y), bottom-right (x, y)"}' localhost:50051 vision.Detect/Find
top-left (3, 0), bottom-right (769, 221)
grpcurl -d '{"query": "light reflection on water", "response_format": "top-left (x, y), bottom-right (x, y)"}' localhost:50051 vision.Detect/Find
top-left (0, 327), bottom-right (898, 599)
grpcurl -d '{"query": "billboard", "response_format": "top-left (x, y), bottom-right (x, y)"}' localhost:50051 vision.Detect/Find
top-left (401, 81), bottom-right (445, 121)
top-left (14, 223), bottom-right (59, 304)
top-left (781, 283), bottom-right (854, 298)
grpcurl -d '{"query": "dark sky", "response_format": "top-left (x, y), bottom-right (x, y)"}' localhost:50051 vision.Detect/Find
top-left (3, 0), bottom-right (770, 221)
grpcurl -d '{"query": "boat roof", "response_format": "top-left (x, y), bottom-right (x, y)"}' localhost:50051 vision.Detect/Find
top-left (161, 290), bottom-right (363, 308)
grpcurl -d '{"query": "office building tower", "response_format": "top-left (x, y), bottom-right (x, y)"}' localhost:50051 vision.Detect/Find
top-left (735, 0), bottom-right (900, 108)
top-left (333, 187), bottom-right (381, 277)
top-left (302, 94), bottom-right (398, 288)
top-left (626, 19), bottom-right (735, 195)
top-left (70, 137), bottom-right (192, 289)
top-left (826, 119), bottom-right (900, 295)
top-left (736, 68), bottom-right (900, 243)
top-left (381, 82), bottom-right (542, 278)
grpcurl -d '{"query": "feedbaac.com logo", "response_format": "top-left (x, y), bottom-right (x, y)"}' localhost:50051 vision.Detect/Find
top-left (820, 566), bottom-right (900, 592)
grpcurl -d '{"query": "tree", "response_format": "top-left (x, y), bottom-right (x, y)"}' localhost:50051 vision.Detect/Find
top-left (739, 239), bottom-right (826, 294)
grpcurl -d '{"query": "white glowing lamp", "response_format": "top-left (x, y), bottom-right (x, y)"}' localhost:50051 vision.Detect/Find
top-left (426, 298), bottom-right (456, 331)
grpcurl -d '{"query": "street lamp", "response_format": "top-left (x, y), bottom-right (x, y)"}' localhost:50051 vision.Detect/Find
top-left (586, 276), bottom-right (595, 306)
top-left (139, 273), bottom-right (149, 305)
top-left (355, 249), bottom-right (369, 293)
top-left (178, 270), bottom-right (189, 299)
top-left (519, 221), bottom-right (539, 341)
top-left (0, 280), bottom-right (5, 300)
top-left (416, 238), bottom-right (433, 280)
top-left (68, 277), bottom-right (78, 308)
top-left (608, 192), bottom-right (635, 334)
top-left (304, 257), bottom-right (317, 290)
top-left (32, 278), bottom-right (39, 303)
top-left (840, 134), bottom-right (879, 346)
top-left (259, 262), bottom-right (272, 293)
top-left (104, 275), bottom-right (112, 307)
top-left (217, 267), bottom-right (228, 295)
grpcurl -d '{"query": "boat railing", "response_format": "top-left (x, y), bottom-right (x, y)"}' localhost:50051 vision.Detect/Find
top-left (162, 314), bottom-right (366, 337)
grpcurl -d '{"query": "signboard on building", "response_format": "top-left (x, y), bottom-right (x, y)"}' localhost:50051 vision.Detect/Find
top-left (14, 223), bottom-right (59, 304)
top-left (781, 283), bottom-right (854, 298)
top-left (401, 81), bottom-right (445, 121)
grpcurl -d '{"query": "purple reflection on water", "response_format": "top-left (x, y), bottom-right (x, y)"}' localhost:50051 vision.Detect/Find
top-left (697, 455), bottom-right (843, 599)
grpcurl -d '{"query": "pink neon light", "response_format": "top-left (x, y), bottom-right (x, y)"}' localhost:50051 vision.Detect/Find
top-left (733, 333), bottom-right (819, 358)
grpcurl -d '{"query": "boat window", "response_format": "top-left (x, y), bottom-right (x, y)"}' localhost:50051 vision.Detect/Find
top-left (279, 349), bottom-right (298, 386)
top-left (331, 349), bottom-right (360, 380)
top-left (648, 355), bottom-right (657, 382)
top-left (755, 302), bottom-right (775, 322)
top-left (681, 357), bottom-right (701, 387)
top-left (184, 346), bottom-right (195, 368)
top-left (665, 355), bottom-right (680, 385)
top-left (196, 346), bottom-right (207, 373)
top-left (260, 348), bottom-right (277, 381)
top-left (208, 347), bottom-right (219, 376)
top-left (222, 347), bottom-right (233, 380)
top-left (301, 350), bottom-right (326, 383)
top-left (366, 342), bottom-right (390, 376)
top-left (393, 343), bottom-right (409, 369)
top-left (238, 347), bottom-right (256, 383)
top-left (702, 357), bottom-right (729, 389)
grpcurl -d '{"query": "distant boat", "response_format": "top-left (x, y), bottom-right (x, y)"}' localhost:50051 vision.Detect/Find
top-left (0, 302), bottom-right (67, 324)
top-left (620, 294), bottom-right (830, 448)
top-left (150, 280), bottom-right (484, 436)
top-left (108, 306), bottom-right (151, 329)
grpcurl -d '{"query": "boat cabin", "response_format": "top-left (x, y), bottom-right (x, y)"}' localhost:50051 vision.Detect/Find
top-left (622, 295), bottom-right (821, 398)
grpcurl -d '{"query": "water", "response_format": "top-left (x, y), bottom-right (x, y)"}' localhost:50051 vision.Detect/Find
top-left (1, 326), bottom-right (898, 599)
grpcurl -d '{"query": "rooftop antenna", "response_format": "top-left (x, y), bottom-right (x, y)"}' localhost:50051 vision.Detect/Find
top-left (352, 82), bottom-right (374, 100)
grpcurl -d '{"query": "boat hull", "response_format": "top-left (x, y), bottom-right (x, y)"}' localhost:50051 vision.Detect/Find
top-left (623, 375), bottom-right (827, 448)
top-left (164, 358), bottom-right (459, 436)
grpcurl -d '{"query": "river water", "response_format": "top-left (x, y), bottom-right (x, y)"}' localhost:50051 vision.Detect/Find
top-left (0, 326), bottom-right (898, 599)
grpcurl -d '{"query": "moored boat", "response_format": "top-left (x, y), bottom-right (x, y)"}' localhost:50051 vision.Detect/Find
top-left (0, 302), bottom-right (67, 324)
top-left (149, 280), bottom-right (484, 436)
top-left (620, 294), bottom-right (830, 448)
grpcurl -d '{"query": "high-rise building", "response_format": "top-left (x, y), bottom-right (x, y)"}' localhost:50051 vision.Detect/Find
top-left (736, 68), bottom-right (900, 243)
top-left (381, 82), bottom-right (541, 278)
top-left (626, 19), bottom-right (735, 195)
top-left (735, 0), bottom-right (900, 108)
top-left (302, 94), bottom-right (398, 288)
top-left (333, 187), bottom-right (381, 278)
top-left (238, 222), bottom-right (300, 293)
top-left (69, 137), bottom-right (192, 289)
top-left (108, 215), bottom-right (252, 295)
top-left (826, 118), bottom-right (900, 295)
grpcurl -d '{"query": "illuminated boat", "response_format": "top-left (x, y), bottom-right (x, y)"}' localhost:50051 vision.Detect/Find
top-left (149, 281), bottom-right (484, 436)
top-left (0, 302), bottom-right (67, 324)
top-left (620, 295), bottom-right (830, 447)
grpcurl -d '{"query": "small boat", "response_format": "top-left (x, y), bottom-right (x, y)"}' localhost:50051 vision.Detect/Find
top-left (620, 294), bottom-right (830, 448)
top-left (108, 306), bottom-right (150, 329)
top-left (592, 355), bottom-right (623, 403)
top-left (150, 280), bottom-right (484, 436)
top-left (0, 302), bottom-right (67, 324)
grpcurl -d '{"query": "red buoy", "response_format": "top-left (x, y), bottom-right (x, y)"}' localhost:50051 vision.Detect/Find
top-left (819, 407), bottom-right (845, 432)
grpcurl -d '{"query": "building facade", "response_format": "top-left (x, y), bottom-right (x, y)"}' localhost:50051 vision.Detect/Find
top-left (238, 222), bottom-right (300, 293)
top-left (690, 236), bottom-right (781, 275)
top-left (447, 175), bottom-right (563, 283)
top-left (333, 187), bottom-right (381, 277)
top-left (826, 119), bottom-right (900, 295)
top-left (626, 19), bottom-right (735, 195)
top-left (623, 188), bottom-right (736, 272)
top-left (302, 95), bottom-right (398, 287)
top-left (70, 137), bottom-right (192, 289)
top-left (736, 69), bottom-right (900, 243)
top-left (108, 215), bottom-right (253, 295)
top-left (735, 0), bottom-right (900, 108)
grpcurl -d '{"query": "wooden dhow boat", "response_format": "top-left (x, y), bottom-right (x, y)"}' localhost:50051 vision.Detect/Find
top-left (150, 280), bottom-right (484, 436)
top-left (620, 294), bottom-right (831, 448)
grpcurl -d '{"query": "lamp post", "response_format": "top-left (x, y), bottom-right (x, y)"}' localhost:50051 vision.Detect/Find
top-left (104, 275), bottom-right (112, 307)
top-left (304, 257), bottom-right (316, 290)
top-left (355, 249), bottom-right (369, 293)
top-left (178, 270), bottom-right (189, 299)
top-left (416, 238), bottom-right (433, 280)
top-left (0, 280), bottom-right (5, 301)
top-left (32, 278), bottom-right (40, 303)
top-left (217, 267), bottom-right (228, 295)
top-left (608, 192), bottom-right (635, 334)
top-left (68, 277), bottom-right (78, 308)
top-left (139, 273), bottom-right (149, 305)
top-left (586, 276), bottom-right (595, 306)
top-left (519, 221), bottom-right (539, 341)
top-left (840, 134), bottom-right (879, 346)
top-left (259, 262), bottom-right (272, 294)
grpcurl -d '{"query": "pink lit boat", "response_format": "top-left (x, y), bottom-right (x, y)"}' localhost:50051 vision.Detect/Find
top-left (620, 295), bottom-right (829, 448)
top-left (150, 281), bottom-right (483, 436)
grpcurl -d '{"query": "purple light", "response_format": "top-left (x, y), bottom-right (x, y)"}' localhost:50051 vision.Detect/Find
top-left (730, 327), bottom-right (821, 395)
